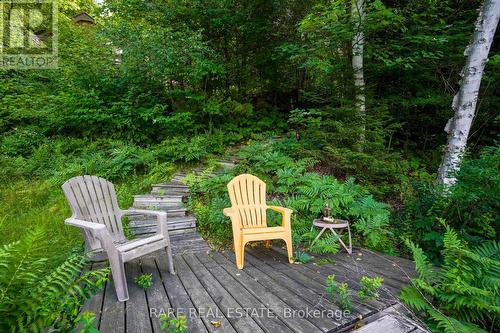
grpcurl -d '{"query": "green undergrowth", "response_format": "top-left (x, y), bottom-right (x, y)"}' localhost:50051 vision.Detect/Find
top-left (401, 222), bottom-right (500, 332)
top-left (187, 137), bottom-right (396, 254)
top-left (0, 229), bottom-right (110, 332)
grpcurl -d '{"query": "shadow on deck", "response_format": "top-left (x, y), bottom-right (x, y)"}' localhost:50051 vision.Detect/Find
top-left (82, 246), bottom-right (427, 333)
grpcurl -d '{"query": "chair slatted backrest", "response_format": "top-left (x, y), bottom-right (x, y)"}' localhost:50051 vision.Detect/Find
top-left (62, 175), bottom-right (126, 242)
top-left (227, 174), bottom-right (267, 228)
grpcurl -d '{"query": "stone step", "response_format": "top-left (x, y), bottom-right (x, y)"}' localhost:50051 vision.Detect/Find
top-left (169, 229), bottom-right (204, 240)
top-left (150, 189), bottom-right (189, 196)
top-left (168, 228), bottom-right (199, 237)
top-left (129, 205), bottom-right (187, 216)
top-left (152, 182), bottom-right (189, 189)
top-left (131, 224), bottom-right (196, 235)
top-left (151, 183), bottom-right (189, 195)
top-left (133, 194), bottom-right (183, 205)
top-left (217, 160), bottom-right (236, 169)
top-left (131, 203), bottom-right (185, 209)
top-left (134, 228), bottom-right (204, 241)
top-left (129, 216), bottom-right (196, 229)
top-left (129, 222), bottom-right (196, 232)
top-left (130, 215), bottom-right (197, 235)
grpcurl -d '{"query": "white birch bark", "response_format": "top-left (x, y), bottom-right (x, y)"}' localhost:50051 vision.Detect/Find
top-left (352, 0), bottom-right (366, 143)
top-left (437, 0), bottom-right (500, 186)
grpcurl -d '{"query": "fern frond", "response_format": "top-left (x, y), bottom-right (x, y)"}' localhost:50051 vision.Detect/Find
top-left (0, 229), bottom-right (47, 307)
top-left (428, 309), bottom-right (487, 333)
top-left (309, 234), bottom-right (340, 255)
top-left (399, 286), bottom-right (431, 312)
top-left (0, 232), bottom-right (109, 332)
top-left (404, 238), bottom-right (437, 283)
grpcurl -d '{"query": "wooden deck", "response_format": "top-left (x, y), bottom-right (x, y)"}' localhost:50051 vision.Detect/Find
top-left (81, 246), bottom-right (424, 333)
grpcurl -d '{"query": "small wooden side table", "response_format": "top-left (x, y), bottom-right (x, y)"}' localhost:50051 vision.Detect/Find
top-left (310, 218), bottom-right (352, 254)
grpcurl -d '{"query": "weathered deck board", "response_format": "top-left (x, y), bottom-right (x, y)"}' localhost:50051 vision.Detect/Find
top-left (216, 251), bottom-right (344, 330)
top-left (184, 253), bottom-right (265, 333)
top-left (174, 255), bottom-right (237, 332)
top-left (126, 260), bottom-right (153, 333)
top-left (99, 276), bottom-right (125, 333)
top-left (247, 248), bottom-right (377, 316)
top-left (209, 252), bottom-right (323, 333)
top-left (156, 251), bottom-right (208, 333)
top-left (141, 257), bottom-right (172, 333)
top-left (224, 251), bottom-right (351, 325)
top-left (199, 252), bottom-right (295, 333)
top-left (83, 246), bottom-right (419, 333)
top-left (268, 245), bottom-right (409, 300)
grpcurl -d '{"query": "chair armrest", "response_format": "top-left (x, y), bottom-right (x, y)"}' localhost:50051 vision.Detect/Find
top-left (65, 218), bottom-right (107, 235)
top-left (65, 218), bottom-right (114, 252)
top-left (223, 208), bottom-right (238, 217)
top-left (267, 206), bottom-right (293, 215)
top-left (122, 209), bottom-right (169, 238)
top-left (267, 206), bottom-right (292, 228)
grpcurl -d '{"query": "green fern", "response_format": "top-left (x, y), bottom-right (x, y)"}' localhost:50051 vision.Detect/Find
top-left (294, 251), bottom-right (313, 263)
top-left (0, 229), bottom-right (109, 332)
top-left (309, 234), bottom-right (340, 255)
top-left (401, 223), bottom-right (499, 332)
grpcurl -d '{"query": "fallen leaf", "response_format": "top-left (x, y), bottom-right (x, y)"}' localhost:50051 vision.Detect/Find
top-left (210, 320), bottom-right (221, 328)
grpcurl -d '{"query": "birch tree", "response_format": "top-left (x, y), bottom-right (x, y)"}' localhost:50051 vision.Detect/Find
top-left (437, 0), bottom-right (500, 186)
top-left (352, 0), bottom-right (366, 143)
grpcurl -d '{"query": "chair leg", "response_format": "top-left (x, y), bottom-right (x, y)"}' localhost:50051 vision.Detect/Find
top-left (235, 243), bottom-right (245, 269)
top-left (284, 236), bottom-right (294, 264)
top-left (346, 224), bottom-right (353, 254)
top-left (108, 253), bottom-right (129, 302)
top-left (240, 242), bottom-right (246, 269)
top-left (166, 245), bottom-right (175, 274)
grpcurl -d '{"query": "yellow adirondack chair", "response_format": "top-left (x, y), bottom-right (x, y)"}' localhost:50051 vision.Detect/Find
top-left (223, 174), bottom-right (293, 269)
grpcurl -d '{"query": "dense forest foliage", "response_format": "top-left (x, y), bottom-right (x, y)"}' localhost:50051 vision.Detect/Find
top-left (0, 0), bottom-right (498, 332)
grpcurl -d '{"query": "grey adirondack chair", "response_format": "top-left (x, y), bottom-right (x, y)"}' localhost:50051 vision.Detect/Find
top-left (62, 175), bottom-right (175, 302)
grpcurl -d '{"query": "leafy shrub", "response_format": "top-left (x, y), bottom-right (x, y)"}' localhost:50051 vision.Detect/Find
top-left (135, 274), bottom-right (154, 290)
top-left (326, 274), bottom-right (352, 311)
top-left (189, 138), bottom-right (394, 253)
top-left (358, 276), bottom-right (384, 302)
top-left (399, 146), bottom-right (500, 262)
top-left (0, 129), bottom-right (47, 157)
top-left (400, 222), bottom-right (500, 332)
top-left (294, 251), bottom-right (313, 264)
top-left (0, 180), bottom-right (79, 255)
top-left (0, 229), bottom-right (109, 332)
top-left (72, 311), bottom-right (99, 333)
top-left (287, 107), bottom-right (408, 198)
top-left (309, 234), bottom-right (340, 255)
top-left (159, 313), bottom-right (187, 333)
top-left (282, 172), bottom-right (393, 252)
top-left (349, 196), bottom-right (392, 250)
top-left (190, 196), bottom-right (233, 248)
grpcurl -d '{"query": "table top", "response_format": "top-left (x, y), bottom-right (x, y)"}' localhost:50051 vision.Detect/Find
top-left (312, 218), bottom-right (349, 228)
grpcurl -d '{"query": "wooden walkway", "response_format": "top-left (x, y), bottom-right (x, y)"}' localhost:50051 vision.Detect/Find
top-left (81, 246), bottom-right (424, 333)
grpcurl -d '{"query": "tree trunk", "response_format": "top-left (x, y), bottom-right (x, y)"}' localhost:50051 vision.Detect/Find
top-left (352, 0), bottom-right (366, 144)
top-left (437, 0), bottom-right (500, 186)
